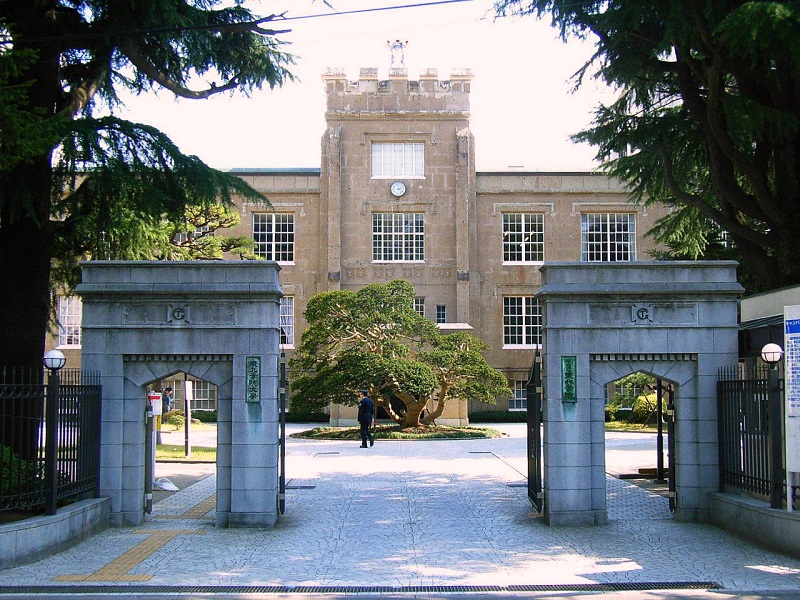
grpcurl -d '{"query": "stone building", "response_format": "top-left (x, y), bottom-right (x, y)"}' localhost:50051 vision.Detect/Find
top-left (51, 64), bottom-right (670, 423)
top-left (221, 66), bottom-right (669, 423)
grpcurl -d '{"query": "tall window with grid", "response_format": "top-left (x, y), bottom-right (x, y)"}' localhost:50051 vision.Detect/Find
top-left (413, 297), bottom-right (425, 317)
top-left (57, 295), bottom-right (82, 347)
top-left (503, 296), bottom-right (542, 348)
top-left (253, 213), bottom-right (295, 262)
top-left (280, 296), bottom-right (294, 347)
top-left (509, 380), bottom-right (527, 411)
top-left (436, 305), bottom-right (447, 324)
top-left (191, 380), bottom-right (218, 411)
top-left (165, 379), bottom-right (218, 411)
top-left (371, 142), bottom-right (424, 178)
top-left (502, 213), bottom-right (544, 263)
top-left (372, 213), bottom-right (424, 262)
top-left (581, 213), bottom-right (636, 262)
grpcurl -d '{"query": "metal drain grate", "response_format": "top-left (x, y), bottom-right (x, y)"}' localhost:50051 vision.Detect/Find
top-left (0, 581), bottom-right (722, 595)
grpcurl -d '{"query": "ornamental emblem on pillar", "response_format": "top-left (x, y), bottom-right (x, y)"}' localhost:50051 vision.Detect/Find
top-left (631, 303), bottom-right (654, 324)
top-left (167, 304), bottom-right (191, 324)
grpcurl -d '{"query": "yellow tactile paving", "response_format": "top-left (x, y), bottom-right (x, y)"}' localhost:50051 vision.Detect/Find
top-left (53, 529), bottom-right (204, 582)
top-left (180, 494), bottom-right (216, 518)
top-left (155, 493), bottom-right (216, 520)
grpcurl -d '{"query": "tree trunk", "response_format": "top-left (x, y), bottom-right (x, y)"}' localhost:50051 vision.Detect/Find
top-left (398, 399), bottom-right (428, 428)
top-left (0, 8), bottom-right (63, 462)
top-left (0, 158), bottom-right (54, 369)
top-left (0, 7), bottom-right (62, 368)
top-left (376, 397), bottom-right (402, 425)
top-left (421, 400), bottom-right (446, 425)
top-left (0, 158), bottom-right (54, 461)
top-left (421, 385), bottom-right (449, 425)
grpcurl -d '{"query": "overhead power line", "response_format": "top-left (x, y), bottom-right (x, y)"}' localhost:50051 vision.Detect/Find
top-left (285, 0), bottom-right (473, 21)
top-left (0, 0), bottom-right (475, 45)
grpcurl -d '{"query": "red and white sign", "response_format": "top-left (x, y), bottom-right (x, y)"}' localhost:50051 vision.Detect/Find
top-left (148, 391), bottom-right (163, 416)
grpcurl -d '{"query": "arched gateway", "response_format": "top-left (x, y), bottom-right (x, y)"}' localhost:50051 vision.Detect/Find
top-left (76, 261), bottom-right (283, 527)
top-left (76, 260), bottom-right (742, 530)
top-left (536, 261), bottom-right (743, 526)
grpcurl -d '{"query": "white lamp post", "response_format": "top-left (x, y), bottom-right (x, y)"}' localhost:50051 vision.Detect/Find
top-left (42, 349), bottom-right (66, 515)
top-left (761, 343), bottom-right (784, 366)
top-left (761, 343), bottom-right (784, 509)
top-left (43, 349), bottom-right (66, 371)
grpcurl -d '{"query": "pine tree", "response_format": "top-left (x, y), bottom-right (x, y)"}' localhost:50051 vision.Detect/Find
top-left (289, 280), bottom-right (512, 427)
top-left (495, 0), bottom-right (800, 292)
top-left (0, 1), bottom-right (294, 368)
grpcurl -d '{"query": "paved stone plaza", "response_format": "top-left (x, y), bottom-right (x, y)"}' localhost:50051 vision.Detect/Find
top-left (1, 424), bottom-right (799, 597)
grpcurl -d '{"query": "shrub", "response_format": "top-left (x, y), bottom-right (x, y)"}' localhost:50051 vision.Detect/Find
top-left (615, 407), bottom-right (634, 422)
top-left (608, 395), bottom-right (662, 425)
top-left (631, 394), bottom-right (662, 425)
top-left (1, 446), bottom-right (43, 494)
top-left (469, 410), bottom-right (527, 423)
top-left (192, 409), bottom-right (217, 423)
top-left (163, 410), bottom-right (186, 428)
top-left (285, 410), bottom-right (329, 423)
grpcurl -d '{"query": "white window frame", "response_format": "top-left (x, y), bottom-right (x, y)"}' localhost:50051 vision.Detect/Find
top-left (436, 305), bottom-right (447, 324)
top-left (192, 380), bottom-right (217, 411)
top-left (502, 213), bottom-right (544, 264)
top-left (509, 380), bottom-right (527, 411)
top-left (581, 213), bottom-right (636, 262)
top-left (165, 378), bottom-right (217, 411)
top-left (371, 142), bottom-right (425, 179)
top-left (413, 297), bottom-right (425, 317)
top-left (280, 296), bottom-right (295, 348)
top-left (372, 213), bottom-right (425, 262)
top-left (503, 296), bottom-right (542, 349)
top-left (253, 212), bottom-right (295, 263)
top-left (57, 295), bottom-right (82, 348)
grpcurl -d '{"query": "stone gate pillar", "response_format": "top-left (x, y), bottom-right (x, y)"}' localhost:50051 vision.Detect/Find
top-left (536, 261), bottom-right (742, 526)
top-left (76, 261), bottom-right (283, 527)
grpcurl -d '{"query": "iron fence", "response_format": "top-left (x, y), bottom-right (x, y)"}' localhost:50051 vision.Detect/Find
top-left (0, 366), bottom-right (101, 515)
top-left (717, 365), bottom-right (797, 510)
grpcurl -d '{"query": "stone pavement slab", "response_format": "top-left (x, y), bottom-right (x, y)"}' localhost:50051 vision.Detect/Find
top-left (0, 424), bottom-right (799, 596)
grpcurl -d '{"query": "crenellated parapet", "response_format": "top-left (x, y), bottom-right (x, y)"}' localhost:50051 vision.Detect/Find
top-left (322, 66), bottom-right (472, 113)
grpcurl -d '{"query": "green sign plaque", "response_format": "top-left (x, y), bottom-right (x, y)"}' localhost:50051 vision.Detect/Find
top-left (246, 356), bottom-right (261, 403)
top-left (561, 356), bottom-right (577, 403)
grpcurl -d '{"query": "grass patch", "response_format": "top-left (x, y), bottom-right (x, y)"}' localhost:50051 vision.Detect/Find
top-left (605, 421), bottom-right (658, 433)
top-left (156, 444), bottom-right (216, 462)
top-left (293, 425), bottom-right (503, 440)
top-left (159, 421), bottom-right (216, 433)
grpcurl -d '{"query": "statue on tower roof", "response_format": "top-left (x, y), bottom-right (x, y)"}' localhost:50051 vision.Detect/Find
top-left (388, 39), bottom-right (408, 70)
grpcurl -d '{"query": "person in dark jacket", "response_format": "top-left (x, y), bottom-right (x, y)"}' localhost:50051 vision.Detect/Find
top-left (162, 387), bottom-right (174, 415)
top-left (357, 390), bottom-right (375, 448)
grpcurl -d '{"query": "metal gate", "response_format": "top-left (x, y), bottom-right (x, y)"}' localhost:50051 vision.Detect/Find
top-left (278, 350), bottom-right (287, 515)
top-left (526, 350), bottom-right (543, 512)
top-left (656, 379), bottom-right (676, 512)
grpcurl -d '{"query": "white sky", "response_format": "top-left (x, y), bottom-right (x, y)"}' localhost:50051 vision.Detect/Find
top-left (118, 0), bottom-right (612, 171)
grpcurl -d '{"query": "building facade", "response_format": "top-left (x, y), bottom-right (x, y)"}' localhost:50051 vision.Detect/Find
top-left (52, 65), bottom-right (670, 420)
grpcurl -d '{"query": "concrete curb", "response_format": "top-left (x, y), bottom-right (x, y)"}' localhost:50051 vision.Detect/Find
top-left (0, 497), bottom-right (109, 569)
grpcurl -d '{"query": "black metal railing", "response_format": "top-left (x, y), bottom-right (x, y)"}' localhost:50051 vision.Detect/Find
top-left (717, 365), bottom-right (796, 510)
top-left (0, 366), bottom-right (101, 515)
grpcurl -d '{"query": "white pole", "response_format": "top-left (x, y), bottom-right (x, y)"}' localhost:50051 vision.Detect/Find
top-left (184, 378), bottom-right (193, 458)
